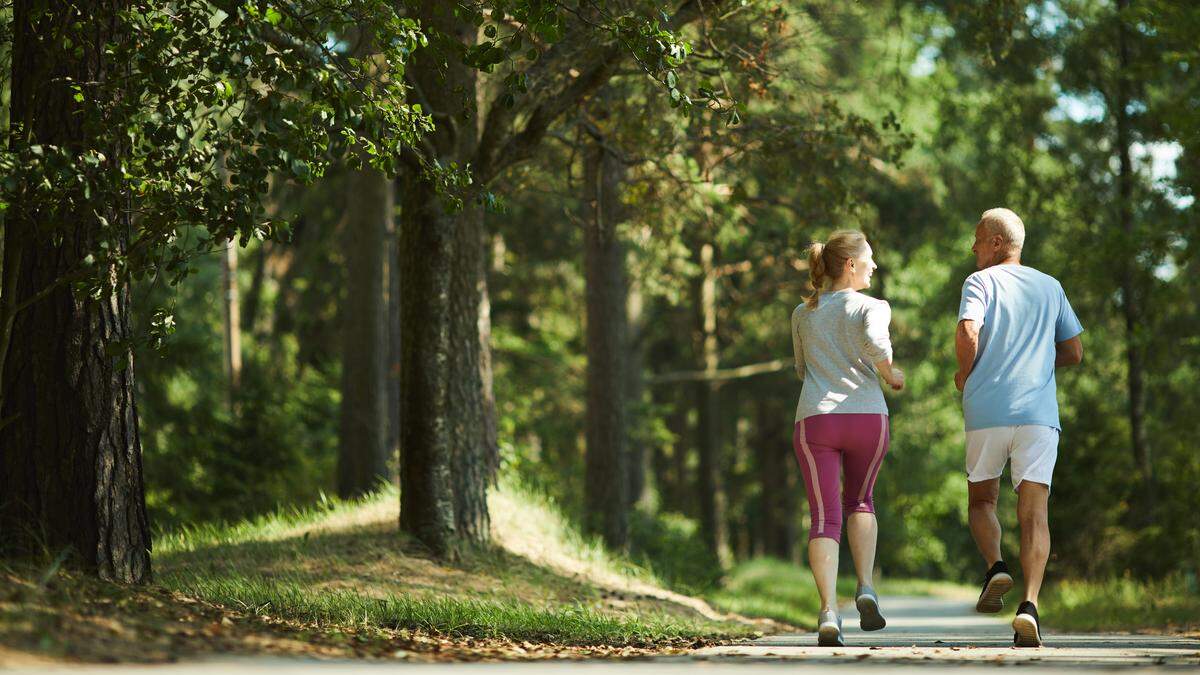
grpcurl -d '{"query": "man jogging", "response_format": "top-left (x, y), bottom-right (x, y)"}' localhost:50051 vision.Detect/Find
top-left (955, 208), bottom-right (1084, 647)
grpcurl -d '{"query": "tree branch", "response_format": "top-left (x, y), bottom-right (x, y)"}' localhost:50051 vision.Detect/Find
top-left (647, 358), bottom-right (788, 385)
top-left (476, 0), bottom-right (725, 183)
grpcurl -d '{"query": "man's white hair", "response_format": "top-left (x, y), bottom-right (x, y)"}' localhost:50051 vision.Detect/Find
top-left (978, 208), bottom-right (1025, 251)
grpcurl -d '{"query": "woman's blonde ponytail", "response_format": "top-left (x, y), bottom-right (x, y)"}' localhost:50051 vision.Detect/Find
top-left (802, 230), bottom-right (869, 309)
top-left (805, 242), bottom-right (827, 308)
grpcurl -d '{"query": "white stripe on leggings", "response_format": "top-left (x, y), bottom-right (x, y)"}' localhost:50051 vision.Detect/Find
top-left (798, 420), bottom-right (825, 535)
top-left (859, 413), bottom-right (888, 501)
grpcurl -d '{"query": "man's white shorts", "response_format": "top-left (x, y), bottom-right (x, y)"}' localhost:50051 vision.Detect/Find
top-left (965, 425), bottom-right (1059, 491)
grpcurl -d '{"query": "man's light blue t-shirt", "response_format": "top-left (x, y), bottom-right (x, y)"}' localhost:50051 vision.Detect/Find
top-left (958, 264), bottom-right (1083, 432)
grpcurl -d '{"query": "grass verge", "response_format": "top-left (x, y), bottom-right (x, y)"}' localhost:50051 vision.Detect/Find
top-left (162, 572), bottom-right (730, 646)
top-left (154, 478), bottom-right (755, 649)
top-left (706, 558), bottom-right (975, 629)
top-left (1037, 575), bottom-right (1200, 633)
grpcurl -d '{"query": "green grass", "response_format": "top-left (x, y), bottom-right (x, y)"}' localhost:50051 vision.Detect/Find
top-left (153, 479), bottom-right (755, 646)
top-left (1038, 575), bottom-right (1200, 632)
top-left (706, 558), bottom-right (975, 629)
top-left (160, 572), bottom-right (738, 646)
top-left (707, 558), bottom-right (842, 628)
top-left (155, 486), bottom-right (393, 557)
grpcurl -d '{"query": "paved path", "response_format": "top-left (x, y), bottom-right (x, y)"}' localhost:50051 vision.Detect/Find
top-left (8, 596), bottom-right (1198, 673)
top-left (695, 594), bottom-right (1200, 669)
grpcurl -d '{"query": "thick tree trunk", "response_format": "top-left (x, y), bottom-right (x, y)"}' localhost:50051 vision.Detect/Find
top-left (1114, 0), bottom-right (1153, 505)
top-left (337, 168), bottom-right (391, 499)
top-left (398, 4), bottom-right (496, 554)
top-left (0, 0), bottom-right (151, 583)
top-left (693, 243), bottom-right (731, 566)
top-left (397, 172), bottom-right (456, 553)
top-left (583, 135), bottom-right (629, 550)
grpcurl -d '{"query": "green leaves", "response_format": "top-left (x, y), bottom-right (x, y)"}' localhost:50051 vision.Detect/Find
top-left (1, 0), bottom-right (431, 305)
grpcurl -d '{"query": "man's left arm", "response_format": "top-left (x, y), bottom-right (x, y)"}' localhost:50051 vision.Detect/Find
top-left (1055, 335), bottom-right (1083, 367)
top-left (1054, 284), bottom-right (1084, 368)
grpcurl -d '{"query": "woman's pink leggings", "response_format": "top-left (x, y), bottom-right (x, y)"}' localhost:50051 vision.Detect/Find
top-left (792, 413), bottom-right (890, 543)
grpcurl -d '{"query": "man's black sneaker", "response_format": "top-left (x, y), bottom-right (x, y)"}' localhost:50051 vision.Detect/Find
top-left (1012, 601), bottom-right (1042, 647)
top-left (975, 560), bottom-right (1013, 613)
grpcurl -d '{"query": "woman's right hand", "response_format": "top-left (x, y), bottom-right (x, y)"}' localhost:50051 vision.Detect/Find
top-left (888, 368), bottom-right (905, 391)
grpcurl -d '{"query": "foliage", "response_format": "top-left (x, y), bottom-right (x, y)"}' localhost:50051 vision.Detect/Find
top-left (8, 0), bottom-right (1190, 602)
top-left (0, 0), bottom-right (428, 371)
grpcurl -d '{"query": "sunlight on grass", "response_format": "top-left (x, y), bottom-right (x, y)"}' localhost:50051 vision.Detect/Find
top-left (159, 571), bottom-right (751, 645)
top-left (489, 474), bottom-right (661, 588)
top-left (153, 477), bottom-right (753, 644)
top-left (1040, 575), bottom-right (1200, 631)
top-left (155, 484), bottom-right (396, 556)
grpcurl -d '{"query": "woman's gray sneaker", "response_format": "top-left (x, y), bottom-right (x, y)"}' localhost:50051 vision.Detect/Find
top-left (817, 609), bottom-right (844, 646)
top-left (855, 584), bottom-right (887, 631)
top-left (976, 560), bottom-right (1014, 613)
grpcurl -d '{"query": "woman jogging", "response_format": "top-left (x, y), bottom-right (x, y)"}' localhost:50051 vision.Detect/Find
top-left (791, 230), bottom-right (904, 646)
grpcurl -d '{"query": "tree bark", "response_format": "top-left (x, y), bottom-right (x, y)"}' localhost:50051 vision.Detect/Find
top-left (337, 168), bottom-right (391, 499)
top-left (0, 0), bottom-right (151, 583)
top-left (386, 183), bottom-right (402, 479)
top-left (221, 238), bottom-right (242, 406)
top-left (1114, 0), bottom-right (1153, 504)
top-left (693, 242), bottom-right (731, 566)
top-left (756, 398), bottom-right (796, 560)
top-left (583, 133), bottom-right (629, 550)
top-left (398, 4), bottom-right (497, 554)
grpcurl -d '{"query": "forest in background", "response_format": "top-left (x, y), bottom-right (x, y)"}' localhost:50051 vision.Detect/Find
top-left (1, 0), bottom-right (1197, 597)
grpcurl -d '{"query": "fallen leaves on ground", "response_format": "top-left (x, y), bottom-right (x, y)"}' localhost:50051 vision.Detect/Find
top-left (0, 565), bottom-right (734, 665)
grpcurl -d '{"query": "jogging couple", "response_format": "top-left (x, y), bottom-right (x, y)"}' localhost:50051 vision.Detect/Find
top-left (790, 208), bottom-right (1084, 648)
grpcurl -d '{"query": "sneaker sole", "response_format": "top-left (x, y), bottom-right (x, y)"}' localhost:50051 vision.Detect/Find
top-left (1012, 612), bottom-right (1042, 647)
top-left (976, 572), bottom-right (1013, 613)
top-left (817, 622), bottom-right (844, 647)
top-left (856, 594), bottom-right (886, 631)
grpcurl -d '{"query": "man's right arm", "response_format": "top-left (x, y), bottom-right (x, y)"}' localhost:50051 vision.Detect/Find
top-left (955, 319), bottom-right (979, 392)
top-left (956, 274), bottom-right (988, 392)
top-left (1055, 335), bottom-right (1083, 367)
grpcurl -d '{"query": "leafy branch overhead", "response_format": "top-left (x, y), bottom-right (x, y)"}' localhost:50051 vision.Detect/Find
top-left (1, 0), bottom-right (431, 303)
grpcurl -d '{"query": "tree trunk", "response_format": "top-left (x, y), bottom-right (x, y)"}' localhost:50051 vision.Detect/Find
top-left (337, 168), bottom-right (391, 499)
top-left (625, 272), bottom-right (648, 509)
top-left (398, 4), bottom-right (497, 554)
top-left (386, 183), bottom-right (402, 480)
top-left (221, 238), bottom-right (242, 406)
top-left (659, 391), bottom-right (691, 515)
top-left (242, 241), bottom-right (267, 337)
top-left (756, 398), bottom-right (796, 560)
top-left (693, 242), bottom-right (731, 566)
top-left (0, 0), bottom-right (151, 583)
top-left (583, 134), bottom-right (629, 550)
top-left (1114, 0), bottom-right (1153, 505)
